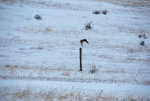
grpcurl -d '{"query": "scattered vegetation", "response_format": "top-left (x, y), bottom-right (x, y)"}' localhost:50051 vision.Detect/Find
top-left (1, 87), bottom-right (148, 101)
top-left (17, 26), bottom-right (52, 33)
top-left (85, 22), bottom-right (92, 30)
top-left (138, 30), bottom-right (147, 46)
top-left (138, 29), bottom-right (147, 39)
top-left (102, 10), bottom-right (108, 15)
top-left (93, 10), bottom-right (108, 15)
top-left (138, 33), bottom-right (146, 39)
top-left (93, 10), bottom-right (101, 14)
top-left (34, 14), bottom-right (42, 20)
top-left (140, 41), bottom-right (145, 46)
top-left (30, 47), bottom-right (43, 50)
top-left (89, 66), bottom-right (97, 74)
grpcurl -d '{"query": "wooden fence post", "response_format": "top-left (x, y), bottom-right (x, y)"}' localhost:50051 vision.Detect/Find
top-left (80, 48), bottom-right (82, 71)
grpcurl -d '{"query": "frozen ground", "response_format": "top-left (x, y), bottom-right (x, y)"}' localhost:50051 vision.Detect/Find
top-left (0, 0), bottom-right (150, 100)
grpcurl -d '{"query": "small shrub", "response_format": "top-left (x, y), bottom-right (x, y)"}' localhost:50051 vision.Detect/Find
top-left (85, 22), bottom-right (92, 30)
top-left (138, 34), bottom-right (142, 38)
top-left (93, 10), bottom-right (100, 14)
top-left (5, 64), bottom-right (10, 67)
top-left (138, 30), bottom-right (147, 39)
top-left (140, 41), bottom-right (145, 46)
top-left (89, 66), bottom-right (97, 74)
top-left (34, 14), bottom-right (42, 20)
top-left (138, 34), bottom-right (146, 39)
top-left (102, 10), bottom-right (108, 15)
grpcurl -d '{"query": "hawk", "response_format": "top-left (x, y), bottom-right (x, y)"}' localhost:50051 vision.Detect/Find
top-left (80, 39), bottom-right (89, 46)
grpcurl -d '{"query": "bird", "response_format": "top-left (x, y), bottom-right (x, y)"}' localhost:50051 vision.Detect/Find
top-left (80, 39), bottom-right (89, 47)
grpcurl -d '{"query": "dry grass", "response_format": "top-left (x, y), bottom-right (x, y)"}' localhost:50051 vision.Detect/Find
top-left (62, 71), bottom-right (70, 76)
top-left (14, 88), bottom-right (32, 99)
top-left (38, 27), bottom-right (53, 33)
top-left (144, 81), bottom-right (150, 85)
top-left (30, 47), bottom-right (43, 50)
top-left (3, 65), bottom-right (72, 72)
top-left (0, 87), bottom-right (113, 101)
top-left (12, 88), bottom-right (55, 101)
top-left (102, 69), bottom-right (126, 73)
top-left (0, 65), bottom-right (73, 78)
top-left (101, 43), bottom-right (150, 55)
top-left (1, 64), bottom-right (150, 85)
top-left (0, 87), bottom-right (149, 101)
top-left (127, 48), bottom-right (137, 53)
top-left (116, 25), bottom-right (149, 35)
top-left (16, 26), bottom-right (53, 33)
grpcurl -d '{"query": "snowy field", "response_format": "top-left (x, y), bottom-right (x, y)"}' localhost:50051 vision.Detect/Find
top-left (0, 0), bottom-right (150, 100)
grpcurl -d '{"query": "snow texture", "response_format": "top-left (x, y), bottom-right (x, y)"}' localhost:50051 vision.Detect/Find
top-left (0, 0), bottom-right (150, 100)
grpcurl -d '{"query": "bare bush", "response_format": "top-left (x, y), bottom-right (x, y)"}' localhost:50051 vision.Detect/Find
top-left (34, 14), bottom-right (42, 20)
top-left (85, 22), bottom-right (92, 30)
top-left (93, 10), bottom-right (101, 14)
top-left (138, 30), bottom-right (147, 39)
top-left (102, 10), bottom-right (108, 15)
top-left (140, 41), bottom-right (145, 46)
top-left (89, 66), bottom-right (97, 74)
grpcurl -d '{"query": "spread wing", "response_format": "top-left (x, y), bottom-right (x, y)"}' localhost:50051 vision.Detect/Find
top-left (80, 39), bottom-right (89, 46)
top-left (84, 39), bottom-right (89, 44)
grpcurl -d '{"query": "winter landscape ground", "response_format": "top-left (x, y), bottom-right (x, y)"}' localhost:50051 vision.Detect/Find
top-left (0, 0), bottom-right (150, 100)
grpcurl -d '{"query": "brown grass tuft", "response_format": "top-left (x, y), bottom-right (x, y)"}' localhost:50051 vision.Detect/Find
top-left (38, 27), bottom-right (53, 33)
top-left (62, 71), bottom-right (70, 76)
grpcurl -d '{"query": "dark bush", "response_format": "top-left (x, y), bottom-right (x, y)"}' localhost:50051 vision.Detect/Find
top-left (85, 22), bottom-right (92, 30)
top-left (89, 66), bottom-right (97, 74)
top-left (140, 41), bottom-right (145, 46)
top-left (34, 14), bottom-right (42, 20)
top-left (102, 10), bottom-right (108, 15)
top-left (138, 34), bottom-right (146, 39)
top-left (93, 10), bottom-right (100, 14)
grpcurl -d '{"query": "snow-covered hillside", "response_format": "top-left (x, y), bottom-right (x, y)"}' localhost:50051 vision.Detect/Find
top-left (0, 0), bottom-right (150, 100)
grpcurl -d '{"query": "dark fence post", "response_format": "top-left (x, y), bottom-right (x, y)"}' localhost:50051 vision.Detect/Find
top-left (80, 48), bottom-right (82, 71)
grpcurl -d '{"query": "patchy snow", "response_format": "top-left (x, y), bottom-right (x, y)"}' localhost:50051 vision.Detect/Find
top-left (0, 79), bottom-right (150, 100)
top-left (0, 0), bottom-right (150, 100)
